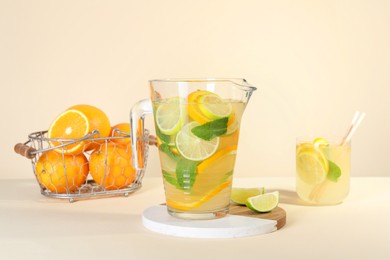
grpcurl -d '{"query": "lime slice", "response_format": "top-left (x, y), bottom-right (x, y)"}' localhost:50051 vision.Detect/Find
top-left (225, 115), bottom-right (239, 135)
top-left (175, 122), bottom-right (219, 161)
top-left (231, 187), bottom-right (265, 205)
top-left (155, 97), bottom-right (185, 135)
top-left (198, 93), bottom-right (232, 120)
top-left (296, 147), bottom-right (329, 185)
top-left (246, 191), bottom-right (279, 213)
top-left (159, 150), bottom-right (177, 173)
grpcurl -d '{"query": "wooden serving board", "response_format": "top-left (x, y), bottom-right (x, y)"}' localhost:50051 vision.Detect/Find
top-left (229, 204), bottom-right (286, 230)
top-left (142, 204), bottom-right (286, 238)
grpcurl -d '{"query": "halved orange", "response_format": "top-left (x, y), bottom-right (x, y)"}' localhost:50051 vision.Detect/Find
top-left (69, 104), bottom-right (111, 151)
top-left (48, 109), bottom-right (90, 154)
top-left (48, 104), bottom-right (111, 154)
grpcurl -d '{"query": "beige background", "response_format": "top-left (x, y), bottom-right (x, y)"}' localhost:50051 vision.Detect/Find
top-left (1, 0), bottom-right (389, 179)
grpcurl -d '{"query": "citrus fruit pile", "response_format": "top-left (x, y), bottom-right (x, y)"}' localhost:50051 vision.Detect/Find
top-left (154, 90), bottom-right (243, 211)
top-left (35, 104), bottom-right (138, 193)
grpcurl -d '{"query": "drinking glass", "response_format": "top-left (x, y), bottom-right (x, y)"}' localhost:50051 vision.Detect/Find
top-left (296, 136), bottom-right (351, 205)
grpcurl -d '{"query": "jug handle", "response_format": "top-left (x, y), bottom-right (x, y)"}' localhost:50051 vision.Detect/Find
top-left (130, 99), bottom-right (153, 170)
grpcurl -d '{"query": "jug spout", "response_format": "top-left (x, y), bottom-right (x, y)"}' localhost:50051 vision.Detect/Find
top-left (229, 78), bottom-right (257, 104)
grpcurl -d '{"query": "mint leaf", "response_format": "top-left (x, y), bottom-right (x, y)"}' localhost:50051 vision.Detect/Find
top-left (162, 170), bottom-right (180, 188)
top-left (176, 158), bottom-right (198, 190)
top-left (159, 143), bottom-right (179, 161)
top-left (327, 160), bottom-right (342, 182)
top-left (191, 117), bottom-right (228, 141)
top-left (155, 127), bottom-right (172, 144)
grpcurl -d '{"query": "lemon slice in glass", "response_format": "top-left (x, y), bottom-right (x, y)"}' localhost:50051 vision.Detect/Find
top-left (155, 97), bottom-right (185, 135)
top-left (246, 191), bottom-right (279, 213)
top-left (296, 145), bottom-right (329, 185)
top-left (313, 137), bottom-right (329, 148)
top-left (175, 121), bottom-right (219, 161)
top-left (198, 93), bottom-right (233, 120)
top-left (231, 187), bottom-right (265, 205)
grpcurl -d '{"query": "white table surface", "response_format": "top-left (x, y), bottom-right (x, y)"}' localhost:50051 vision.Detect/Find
top-left (0, 177), bottom-right (389, 260)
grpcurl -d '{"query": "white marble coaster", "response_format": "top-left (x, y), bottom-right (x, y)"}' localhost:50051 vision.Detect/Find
top-left (142, 205), bottom-right (277, 238)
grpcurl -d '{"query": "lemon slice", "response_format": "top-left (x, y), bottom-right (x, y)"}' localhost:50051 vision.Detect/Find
top-left (313, 137), bottom-right (329, 148)
top-left (155, 97), bottom-right (185, 135)
top-left (175, 122), bottom-right (219, 161)
top-left (246, 191), bottom-right (279, 213)
top-left (187, 90), bottom-right (213, 124)
top-left (198, 93), bottom-right (232, 120)
top-left (296, 146), bottom-right (329, 185)
top-left (231, 187), bottom-right (265, 205)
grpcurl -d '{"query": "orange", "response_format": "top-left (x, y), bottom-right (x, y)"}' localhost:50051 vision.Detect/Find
top-left (166, 180), bottom-right (231, 211)
top-left (35, 150), bottom-right (89, 193)
top-left (109, 122), bottom-right (146, 169)
top-left (110, 122), bottom-right (131, 146)
top-left (218, 130), bottom-right (240, 150)
top-left (197, 145), bottom-right (237, 174)
top-left (48, 104), bottom-right (111, 154)
top-left (187, 90), bottom-right (213, 124)
top-left (89, 143), bottom-right (136, 190)
top-left (69, 104), bottom-right (111, 150)
top-left (47, 110), bottom-right (90, 154)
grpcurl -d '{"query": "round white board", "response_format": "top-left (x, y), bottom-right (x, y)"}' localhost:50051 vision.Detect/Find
top-left (142, 205), bottom-right (278, 238)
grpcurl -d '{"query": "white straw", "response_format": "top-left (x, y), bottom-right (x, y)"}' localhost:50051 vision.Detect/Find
top-left (340, 111), bottom-right (366, 145)
top-left (351, 111), bottom-right (361, 125)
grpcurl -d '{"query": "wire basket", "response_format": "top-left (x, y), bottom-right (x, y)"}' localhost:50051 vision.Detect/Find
top-left (15, 129), bottom-right (156, 202)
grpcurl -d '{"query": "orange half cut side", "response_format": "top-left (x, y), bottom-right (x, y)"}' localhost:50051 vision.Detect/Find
top-left (48, 109), bottom-right (90, 154)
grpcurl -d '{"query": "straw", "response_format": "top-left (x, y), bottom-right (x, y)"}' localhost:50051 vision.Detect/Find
top-left (339, 111), bottom-right (366, 145)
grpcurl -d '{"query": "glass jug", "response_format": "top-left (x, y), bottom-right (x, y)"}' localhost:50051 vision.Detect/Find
top-left (130, 79), bottom-right (256, 219)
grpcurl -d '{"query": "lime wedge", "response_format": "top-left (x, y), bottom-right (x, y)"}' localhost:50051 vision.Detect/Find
top-left (231, 187), bottom-right (265, 205)
top-left (175, 122), bottom-right (219, 161)
top-left (296, 147), bottom-right (329, 185)
top-left (155, 97), bottom-right (185, 135)
top-left (246, 191), bottom-right (279, 213)
top-left (198, 93), bottom-right (232, 120)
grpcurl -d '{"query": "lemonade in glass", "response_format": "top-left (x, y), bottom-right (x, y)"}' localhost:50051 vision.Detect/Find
top-left (130, 79), bottom-right (256, 219)
top-left (296, 137), bottom-right (351, 205)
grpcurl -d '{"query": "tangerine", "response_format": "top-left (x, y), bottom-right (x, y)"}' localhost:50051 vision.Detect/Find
top-left (110, 122), bottom-right (131, 146)
top-left (89, 143), bottom-right (136, 190)
top-left (109, 122), bottom-right (145, 168)
top-left (35, 150), bottom-right (89, 193)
